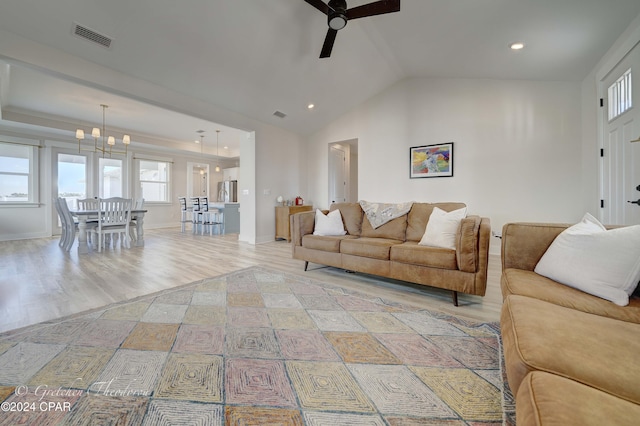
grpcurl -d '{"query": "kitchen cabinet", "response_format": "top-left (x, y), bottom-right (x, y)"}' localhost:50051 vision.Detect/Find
top-left (223, 167), bottom-right (239, 181)
top-left (275, 205), bottom-right (312, 242)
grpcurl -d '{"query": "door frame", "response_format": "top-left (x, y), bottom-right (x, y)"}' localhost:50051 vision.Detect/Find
top-left (597, 24), bottom-right (640, 224)
top-left (51, 148), bottom-right (94, 236)
top-left (598, 38), bottom-right (640, 225)
top-left (328, 139), bottom-right (358, 206)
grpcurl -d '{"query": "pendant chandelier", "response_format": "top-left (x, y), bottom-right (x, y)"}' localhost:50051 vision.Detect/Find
top-left (215, 130), bottom-right (221, 173)
top-left (199, 135), bottom-right (205, 175)
top-left (75, 104), bottom-right (130, 157)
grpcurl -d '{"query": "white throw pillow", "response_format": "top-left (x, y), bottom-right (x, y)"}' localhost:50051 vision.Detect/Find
top-left (419, 207), bottom-right (467, 250)
top-left (534, 213), bottom-right (640, 306)
top-left (313, 209), bottom-right (347, 236)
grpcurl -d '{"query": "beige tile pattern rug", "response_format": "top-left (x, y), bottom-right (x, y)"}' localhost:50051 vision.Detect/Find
top-left (0, 266), bottom-right (514, 425)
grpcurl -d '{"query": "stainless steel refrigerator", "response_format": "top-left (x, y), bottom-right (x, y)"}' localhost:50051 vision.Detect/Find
top-left (217, 180), bottom-right (237, 202)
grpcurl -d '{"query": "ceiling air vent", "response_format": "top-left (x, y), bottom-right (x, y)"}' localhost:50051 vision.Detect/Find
top-left (273, 110), bottom-right (287, 119)
top-left (73, 23), bottom-right (112, 48)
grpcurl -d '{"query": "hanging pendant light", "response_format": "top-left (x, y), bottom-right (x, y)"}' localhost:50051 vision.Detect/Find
top-left (200, 135), bottom-right (205, 175)
top-left (75, 104), bottom-right (130, 157)
top-left (215, 130), bottom-right (221, 173)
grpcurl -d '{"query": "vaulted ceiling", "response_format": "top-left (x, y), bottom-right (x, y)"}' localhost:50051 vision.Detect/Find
top-left (1, 0), bottom-right (639, 154)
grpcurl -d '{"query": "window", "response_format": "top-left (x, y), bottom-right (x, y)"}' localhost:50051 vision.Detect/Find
top-left (58, 153), bottom-right (87, 209)
top-left (608, 68), bottom-right (632, 121)
top-left (138, 159), bottom-right (170, 202)
top-left (99, 157), bottom-right (123, 198)
top-left (0, 142), bottom-right (38, 203)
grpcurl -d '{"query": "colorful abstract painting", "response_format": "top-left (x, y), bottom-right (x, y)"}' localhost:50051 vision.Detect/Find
top-left (410, 143), bottom-right (454, 178)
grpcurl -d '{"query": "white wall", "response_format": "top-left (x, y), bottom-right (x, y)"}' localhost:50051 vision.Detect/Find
top-left (307, 77), bottom-right (584, 254)
top-left (254, 125), bottom-right (308, 243)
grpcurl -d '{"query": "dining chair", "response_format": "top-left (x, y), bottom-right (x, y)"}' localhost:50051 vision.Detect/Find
top-left (53, 197), bottom-right (66, 248)
top-left (129, 198), bottom-right (145, 242)
top-left (77, 198), bottom-right (99, 210)
top-left (179, 197), bottom-right (189, 232)
top-left (58, 197), bottom-right (98, 251)
top-left (94, 197), bottom-right (132, 252)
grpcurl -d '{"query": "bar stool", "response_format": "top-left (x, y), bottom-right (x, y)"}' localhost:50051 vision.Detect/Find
top-left (190, 197), bottom-right (202, 234)
top-left (200, 197), bottom-right (223, 235)
top-left (179, 197), bottom-right (189, 232)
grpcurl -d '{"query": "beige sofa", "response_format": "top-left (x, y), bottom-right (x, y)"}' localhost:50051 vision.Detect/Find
top-left (290, 202), bottom-right (491, 305)
top-left (500, 222), bottom-right (640, 425)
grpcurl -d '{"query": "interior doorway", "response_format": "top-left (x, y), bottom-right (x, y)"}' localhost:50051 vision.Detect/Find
top-left (328, 139), bottom-right (358, 206)
top-left (187, 162), bottom-right (210, 199)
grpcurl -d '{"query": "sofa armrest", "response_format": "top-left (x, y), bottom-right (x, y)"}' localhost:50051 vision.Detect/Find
top-left (501, 222), bottom-right (569, 271)
top-left (290, 211), bottom-right (316, 248)
top-left (456, 216), bottom-right (490, 273)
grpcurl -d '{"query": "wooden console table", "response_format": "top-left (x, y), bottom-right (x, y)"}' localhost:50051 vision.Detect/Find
top-left (276, 205), bottom-right (312, 241)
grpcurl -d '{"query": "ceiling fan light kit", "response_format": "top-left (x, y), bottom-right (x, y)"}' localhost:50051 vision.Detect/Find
top-left (303, 0), bottom-right (401, 58)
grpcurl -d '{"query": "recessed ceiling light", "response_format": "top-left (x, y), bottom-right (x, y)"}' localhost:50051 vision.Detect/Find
top-left (194, 140), bottom-right (200, 143)
top-left (510, 42), bottom-right (525, 50)
top-left (307, 104), bottom-right (315, 110)
top-left (224, 146), bottom-right (229, 149)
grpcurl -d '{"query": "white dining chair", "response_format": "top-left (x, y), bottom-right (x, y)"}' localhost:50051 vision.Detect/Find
top-left (54, 197), bottom-right (66, 248)
top-left (57, 197), bottom-right (97, 251)
top-left (94, 197), bottom-right (132, 252)
top-left (77, 198), bottom-right (99, 210)
top-left (129, 198), bottom-right (145, 242)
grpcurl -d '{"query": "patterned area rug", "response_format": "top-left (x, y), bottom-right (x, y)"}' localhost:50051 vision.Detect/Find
top-left (0, 267), bottom-right (514, 425)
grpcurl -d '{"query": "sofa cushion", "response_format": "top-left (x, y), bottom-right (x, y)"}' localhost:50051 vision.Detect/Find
top-left (533, 213), bottom-right (640, 306)
top-left (501, 295), bottom-right (640, 405)
top-left (361, 215), bottom-right (407, 241)
top-left (313, 209), bottom-right (346, 236)
top-left (302, 234), bottom-right (357, 253)
top-left (419, 206), bottom-right (467, 250)
top-left (340, 237), bottom-right (403, 260)
top-left (501, 268), bottom-right (640, 324)
top-left (516, 371), bottom-right (640, 426)
top-left (390, 242), bottom-right (457, 270)
top-left (330, 203), bottom-right (363, 236)
top-left (406, 202), bottom-right (467, 242)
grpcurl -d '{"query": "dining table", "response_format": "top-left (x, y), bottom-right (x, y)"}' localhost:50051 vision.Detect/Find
top-left (70, 208), bottom-right (148, 254)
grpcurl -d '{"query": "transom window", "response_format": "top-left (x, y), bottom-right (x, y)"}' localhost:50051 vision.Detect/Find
top-left (608, 68), bottom-right (632, 121)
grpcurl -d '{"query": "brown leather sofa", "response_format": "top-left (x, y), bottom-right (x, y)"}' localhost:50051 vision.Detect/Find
top-left (290, 202), bottom-right (491, 305)
top-left (500, 222), bottom-right (640, 425)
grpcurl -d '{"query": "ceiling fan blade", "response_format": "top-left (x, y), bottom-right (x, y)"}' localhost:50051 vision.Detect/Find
top-left (320, 28), bottom-right (338, 58)
top-left (303, 0), bottom-right (329, 15)
top-left (346, 0), bottom-right (400, 20)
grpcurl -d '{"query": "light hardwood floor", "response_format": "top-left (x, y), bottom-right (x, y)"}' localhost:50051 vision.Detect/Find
top-left (0, 228), bottom-right (504, 333)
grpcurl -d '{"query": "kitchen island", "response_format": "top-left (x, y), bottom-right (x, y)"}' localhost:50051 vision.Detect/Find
top-left (209, 202), bottom-right (240, 234)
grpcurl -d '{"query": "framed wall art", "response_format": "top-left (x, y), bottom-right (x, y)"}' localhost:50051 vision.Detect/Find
top-left (410, 142), bottom-right (454, 178)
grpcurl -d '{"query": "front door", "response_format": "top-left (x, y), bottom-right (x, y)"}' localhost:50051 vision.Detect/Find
top-left (602, 42), bottom-right (640, 225)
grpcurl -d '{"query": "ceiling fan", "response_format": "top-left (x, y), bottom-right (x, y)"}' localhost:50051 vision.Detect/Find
top-left (303, 0), bottom-right (400, 58)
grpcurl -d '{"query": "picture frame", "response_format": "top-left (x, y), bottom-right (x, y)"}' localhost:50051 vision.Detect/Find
top-left (410, 142), bottom-right (454, 178)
